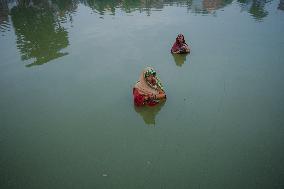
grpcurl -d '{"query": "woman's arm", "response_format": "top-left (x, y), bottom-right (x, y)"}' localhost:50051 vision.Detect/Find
top-left (182, 44), bottom-right (190, 53)
top-left (156, 89), bottom-right (166, 99)
top-left (155, 93), bottom-right (166, 100)
top-left (145, 93), bottom-right (166, 101)
top-left (171, 49), bottom-right (180, 54)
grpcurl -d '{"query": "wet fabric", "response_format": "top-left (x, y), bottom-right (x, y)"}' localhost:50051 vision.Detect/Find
top-left (133, 88), bottom-right (158, 106)
top-left (171, 34), bottom-right (189, 53)
top-left (144, 67), bottom-right (164, 91)
top-left (133, 67), bottom-right (165, 106)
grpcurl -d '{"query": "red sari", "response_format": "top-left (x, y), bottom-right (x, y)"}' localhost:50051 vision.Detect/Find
top-left (133, 67), bottom-right (165, 107)
top-left (133, 88), bottom-right (158, 106)
top-left (171, 34), bottom-right (189, 53)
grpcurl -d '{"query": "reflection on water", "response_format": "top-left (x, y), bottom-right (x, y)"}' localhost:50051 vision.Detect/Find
top-left (10, 1), bottom-right (71, 67)
top-left (134, 101), bottom-right (165, 125)
top-left (172, 53), bottom-right (189, 67)
top-left (0, 0), bottom-right (283, 66)
top-left (0, 0), bottom-right (10, 35)
top-left (278, 0), bottom-right (284, 10)
top-left (237, 0), bottom-right (272, 20)
top-left (191, 0), bottom-right (233, 14)
top-left (203, 0), bottom-right (233, 12)
top-left (82, 0), bottom-right (188, 16)
top-left (81, 0), bottom-right (118, 15)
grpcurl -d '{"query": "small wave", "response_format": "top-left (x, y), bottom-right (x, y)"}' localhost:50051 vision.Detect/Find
top-left (0, 20), bottom-right (11, 34)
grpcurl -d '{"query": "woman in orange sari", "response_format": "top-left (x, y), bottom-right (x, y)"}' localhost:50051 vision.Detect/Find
top-left (133, 67), bottom-right (166, 106)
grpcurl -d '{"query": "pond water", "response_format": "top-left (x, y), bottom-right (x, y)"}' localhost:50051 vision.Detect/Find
top-left (0, 0), bottom-right (284, 188)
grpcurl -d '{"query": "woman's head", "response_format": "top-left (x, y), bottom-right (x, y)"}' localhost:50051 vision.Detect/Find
top-left (134, 67), bottom-right (164, 95)
top-left (176, 33), bottom-right (185, 43)
top-left (144, 67), bottom-right (157, 84)
top-left (144, 67), bottom-right (156, 78)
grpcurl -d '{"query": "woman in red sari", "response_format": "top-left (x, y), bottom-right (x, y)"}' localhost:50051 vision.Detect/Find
top-left (171, 34), bottom-right (190, 54)
top-left (133, 67), bottom-right (166, 106)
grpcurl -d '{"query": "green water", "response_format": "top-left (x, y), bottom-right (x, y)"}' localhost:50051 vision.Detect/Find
top-left (1, 0), bottom-right (284, 188)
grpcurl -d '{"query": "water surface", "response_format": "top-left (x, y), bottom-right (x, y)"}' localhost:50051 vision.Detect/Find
top-left (0, 0), bottom-right (284, 188)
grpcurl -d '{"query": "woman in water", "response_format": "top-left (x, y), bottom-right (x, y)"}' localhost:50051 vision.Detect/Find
top-left (171, 34), bottom-right (190, 54)
top-left (133, 67), bottom-right (166, 106)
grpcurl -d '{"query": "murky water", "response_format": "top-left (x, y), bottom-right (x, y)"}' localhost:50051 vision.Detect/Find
top-left (0, 0), bottom-right (284, 188)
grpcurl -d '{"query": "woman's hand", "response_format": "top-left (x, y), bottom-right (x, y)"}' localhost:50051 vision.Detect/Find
top-left (172, 49), bottom-right (180, 54)
top-left (145, 94), bottom-right (155, 101)
top-left (182, 44), bottom-right (190, 52)
top-left (158, 89), bottom-right (165, 94)
top-left (156, 93), bottom-right (166, 100)
top-left (145, 93), bottom-right (166, 101)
